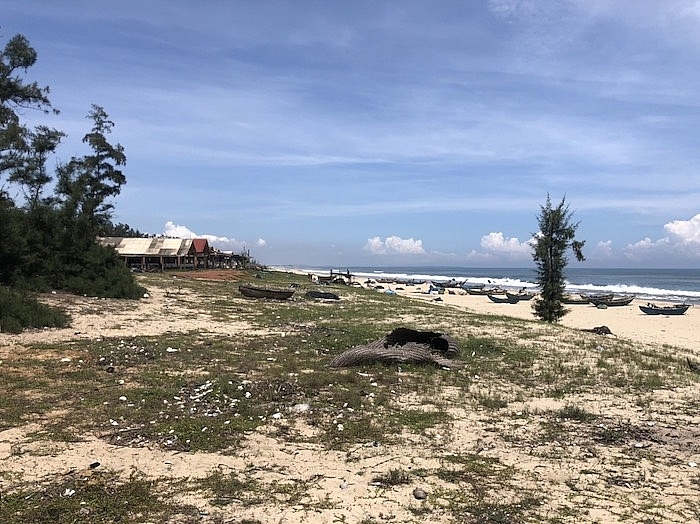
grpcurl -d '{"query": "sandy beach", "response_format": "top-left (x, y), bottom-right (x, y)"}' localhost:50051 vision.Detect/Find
top-left (2, 270), bottom-right (699, 523)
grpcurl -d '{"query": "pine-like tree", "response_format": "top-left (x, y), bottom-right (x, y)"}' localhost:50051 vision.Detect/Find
top-left (532, 195), bottom-right (585, 322)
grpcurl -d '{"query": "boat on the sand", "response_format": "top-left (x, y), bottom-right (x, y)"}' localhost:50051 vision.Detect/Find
top-left (506, 291), bottom-right (535, 301)
top-left (639, 303), bottom-right (690, 316)
top-left (588, 294), bottom-right (635, 307)
top-left (468, 287), bottom-right (506, 296)
top-left (239, 284), bottom-right (295, 300)
top-left (487, 294), bottom-right (520, 304)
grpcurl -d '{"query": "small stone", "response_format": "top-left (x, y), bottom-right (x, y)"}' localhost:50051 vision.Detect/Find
top-left (412, 487), bottom-right (427, 500)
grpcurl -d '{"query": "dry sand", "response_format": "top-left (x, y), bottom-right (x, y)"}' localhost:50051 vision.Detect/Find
top-left (1, 273), bottom-right (699, 523)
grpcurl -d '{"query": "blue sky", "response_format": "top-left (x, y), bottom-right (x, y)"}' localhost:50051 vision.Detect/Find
top-left (4, 1), bottom-right (700, 267)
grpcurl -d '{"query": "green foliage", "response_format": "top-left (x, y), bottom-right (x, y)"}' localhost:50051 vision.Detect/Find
top-left (0, 33), bottom-right (145, 318)
top-left (0, 34), bottom-right (56, 174)
top-left (56, 104), bottom-right (126, 225)
top-left (98, 221), bottom-right (147, 237)
top-left (55, 243), bottom-right (147, 298)
top-left (532, 195), bottom-right (585, 322)
top-left (0, 286), bottom-right (69, 333)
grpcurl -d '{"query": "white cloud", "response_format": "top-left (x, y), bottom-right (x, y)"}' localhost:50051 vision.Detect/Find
top-left (626, 237), bottom-right (670, 251)
top-left (256, 238), bottom-right (267, 247)
top-left (623, 236), bottom-right (672, 261)
top-left (664, 213), bottom-right (700, 244)
top-left (164, 221), bottom-right (197, 238)
top-left (363, 235), bottom-right (426, 255)
top-left (162, 221), bottom-right (246, 252)
top-left (621, 214), bottom-right (700, 262)
top-left (595, 239), bottom-right (614, 256)
top-left (479, 232), bottom-right (534, 254)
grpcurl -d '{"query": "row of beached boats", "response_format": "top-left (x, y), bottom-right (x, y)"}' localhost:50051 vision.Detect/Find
top-left (482, 290), bottom-right (692, 314)
top-left (238, 283), bottom-right (691, 315)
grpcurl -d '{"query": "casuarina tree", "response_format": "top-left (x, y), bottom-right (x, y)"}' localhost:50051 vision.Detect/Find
top-left (532, 195), bottom-right (585, 322)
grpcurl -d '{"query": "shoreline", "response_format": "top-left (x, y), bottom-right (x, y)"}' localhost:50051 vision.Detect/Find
top-left (280, 265), bottom-right (700, 305)
top-left (283, 266), bottom-right (698, 354)
top-left (383, 281), bottom-right (699, 354)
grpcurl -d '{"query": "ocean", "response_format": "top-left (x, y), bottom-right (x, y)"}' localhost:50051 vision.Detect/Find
top-left (291, 266), bottom-right (700, 305)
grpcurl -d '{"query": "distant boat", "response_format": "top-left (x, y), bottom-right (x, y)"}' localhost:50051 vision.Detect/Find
top-left (580, 292), bottom-right (614, 303)
top-left (460, 282), bottom-right (485, 291)
top-left (487, 294), bottom-right (520, 304)
top-left (468, 287), bottom-right (506, 296)
top-left (639, 303), bottom-right (690, 316)
top-left (431, 279), bottom-right (460, 288)
top-left (506, 291), bottom-right (535, 301)
top-left (589, 294), bottom-right (635, 307)
top-left (562, 294), bottom-right (590, 304)
top-left (239, 284), bottom-right (294, 300)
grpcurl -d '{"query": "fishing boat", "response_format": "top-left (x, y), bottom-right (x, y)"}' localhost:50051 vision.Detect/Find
top-left (562, 294), bottom-right (590, 304)
top-left (239, 284), bottom-right (295, 300)
top-left (487, 294), bottom-right (519, 304)
top-left (639, 303), bottom-right (690, 316)
top-left (467, 287), bottom-right (506, 296)
top-left (580, 292), bottom-right (614, 303)
top-left (460, 282), bottom-right (485, 290)
top-left (506, 291), bottom-right (535, 301)
top-left (588, 294), bottom-right (635, 307)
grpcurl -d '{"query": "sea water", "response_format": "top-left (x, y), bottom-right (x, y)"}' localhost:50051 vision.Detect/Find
top-left (294, 266), bottom-right (700, 305)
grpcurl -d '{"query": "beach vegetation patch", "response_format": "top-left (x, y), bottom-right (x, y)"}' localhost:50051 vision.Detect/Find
top-left (4, 271), bottom-right (700, 522)
top-left (0, 286), bottom-right (69, 333)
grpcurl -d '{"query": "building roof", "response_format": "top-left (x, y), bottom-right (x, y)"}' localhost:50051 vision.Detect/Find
top-left (99, 237), bottom-right (210, 257)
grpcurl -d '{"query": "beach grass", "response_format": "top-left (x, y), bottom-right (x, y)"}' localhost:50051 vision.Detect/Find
top-left (2, 269), bottom-right (699, 523)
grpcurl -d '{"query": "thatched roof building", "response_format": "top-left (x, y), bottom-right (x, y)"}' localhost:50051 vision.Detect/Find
top-left (98, 237), bottom-right (211, 271)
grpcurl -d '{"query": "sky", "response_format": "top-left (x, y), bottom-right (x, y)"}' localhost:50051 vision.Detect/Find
top-left (4, 0), bottom-right (700, 268)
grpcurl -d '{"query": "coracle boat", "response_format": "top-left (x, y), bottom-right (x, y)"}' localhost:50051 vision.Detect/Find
top-left (239, 284), bottom-right (295, 300)
top-left (589, 294), bottom-right (635, 307)
top-left (639, 303), bottom-right (690, 316)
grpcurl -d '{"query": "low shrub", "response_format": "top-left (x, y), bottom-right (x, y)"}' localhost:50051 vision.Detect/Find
top-left (0, 286), bottom-right (69, 333)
